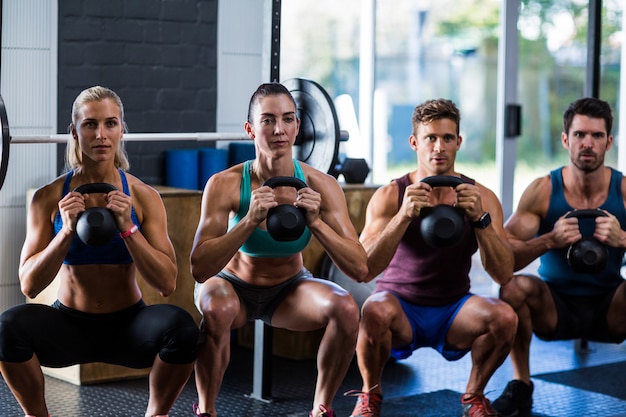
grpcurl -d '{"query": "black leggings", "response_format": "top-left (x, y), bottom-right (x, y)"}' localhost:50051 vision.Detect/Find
top-left (0, 300), bottom-right (199, 368)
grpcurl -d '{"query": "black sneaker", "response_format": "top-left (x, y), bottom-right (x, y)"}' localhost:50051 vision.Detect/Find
top-left (492, 380), bottom-right (534, 417)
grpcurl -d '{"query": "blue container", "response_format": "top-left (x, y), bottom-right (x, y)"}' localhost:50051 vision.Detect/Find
top-left (199, 148), bottom-right (228, 187)
top-left (228, 142), bottom-right (256, 167)
top-left (166, 149), bottom-right (199, 190)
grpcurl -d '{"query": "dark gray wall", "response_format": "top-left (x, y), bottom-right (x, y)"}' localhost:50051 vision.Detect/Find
top-left (56, 0), bottom-right (218, 185)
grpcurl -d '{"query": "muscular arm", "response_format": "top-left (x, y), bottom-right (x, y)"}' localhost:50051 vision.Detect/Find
top-left (303, 170), bottom-right (368, 282)
top-left (119, 183), bottom-right (177, 297)
top-left (190, 169), bottom-right (265, 283)
top-left (359, 182), bottom-right (423, 282)
top-left (19, 184), bottom-right (75, 298)
top-left (504, 176), bottom-right (573, 271)
top-left (468, 184), bottom-right (514, 285)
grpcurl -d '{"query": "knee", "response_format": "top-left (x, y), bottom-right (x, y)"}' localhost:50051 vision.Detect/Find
top-left (491, 303), bottom-right (518, 342)
top-left (360, 296), bottom-right (394, 332)
top-left (159, 307), bottom-right (199, 364)
top-left (329, 291), bottom-right (360, 330)
top-left (499, 274), bottom-right (532, 306)
top-left (0, 308), bottom-right (34, 362)
top-left (200, 294), bottom-right (241, 330)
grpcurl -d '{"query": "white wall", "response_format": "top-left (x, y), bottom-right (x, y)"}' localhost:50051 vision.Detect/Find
top-left (0, 0), bottom-right (58, 311)
top-left (217, 0), bottom-right (267, 135)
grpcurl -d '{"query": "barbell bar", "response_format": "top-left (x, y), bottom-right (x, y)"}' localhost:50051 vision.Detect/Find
top-left (0, 78), bottom-right (349, 191)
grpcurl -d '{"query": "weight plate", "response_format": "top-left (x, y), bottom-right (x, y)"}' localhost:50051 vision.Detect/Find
top-left (283, 78), bottom-right (340, 174)
top-left (0, 94), bottom-right (10, 191)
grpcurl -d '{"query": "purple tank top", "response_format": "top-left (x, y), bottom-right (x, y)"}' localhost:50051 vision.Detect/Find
top-left (375, 174), bottom-right (478, 306)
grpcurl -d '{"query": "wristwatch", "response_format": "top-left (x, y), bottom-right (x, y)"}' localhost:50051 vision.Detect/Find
top-left (470, 212), bottom-right (491, 229)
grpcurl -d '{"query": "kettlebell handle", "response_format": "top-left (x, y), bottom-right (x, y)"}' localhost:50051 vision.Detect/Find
top-left (73, 183), bottom-right (118, 195)
top-left (565, 208), bottom-right (607, 219)
top-left (420, 175), bottom-right (464, 189)
top-left (262, 176), bottom-right (307, 190)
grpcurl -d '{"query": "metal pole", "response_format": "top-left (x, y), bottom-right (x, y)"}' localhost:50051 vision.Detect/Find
top-left (496, 0), bottom-right (521, 219)
top-left (585, 0), bottom-right (602, 98)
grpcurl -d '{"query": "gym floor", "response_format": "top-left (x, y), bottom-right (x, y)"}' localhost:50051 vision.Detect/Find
top-left (1, 259), bottom-right (626, 417)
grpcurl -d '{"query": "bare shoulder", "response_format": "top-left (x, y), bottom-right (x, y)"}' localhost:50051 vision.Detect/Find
top-left (366, 180), bottom-right (400, 214)
top-left (300, 163), bottom-right (342, 194)
top-left (204, 164), bottom-right (244, 195)
top-left (516, 174), bottom-right (552, 214)
top-left (125, 173), bottom-right (163, 204)
top-left (30, 174), bottom-right (68, 212)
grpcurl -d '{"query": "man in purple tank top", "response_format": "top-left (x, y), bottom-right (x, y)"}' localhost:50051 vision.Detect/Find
top-left (347, 98), bottom-right (516, 417)
top-left (492, 98), bottom-right (626, 416)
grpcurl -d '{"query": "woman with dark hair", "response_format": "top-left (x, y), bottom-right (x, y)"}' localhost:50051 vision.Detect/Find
top-left (190, 82), bottom-right (368, 417)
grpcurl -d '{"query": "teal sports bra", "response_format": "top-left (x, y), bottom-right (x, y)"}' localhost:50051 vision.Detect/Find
top-left (229, 160), bottom-right (312, 258)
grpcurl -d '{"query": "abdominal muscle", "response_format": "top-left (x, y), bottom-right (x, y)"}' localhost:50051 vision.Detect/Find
top-left (56, 263), bottom-right (142, 313)
top-left (225, 251), bottom-right (305, 287)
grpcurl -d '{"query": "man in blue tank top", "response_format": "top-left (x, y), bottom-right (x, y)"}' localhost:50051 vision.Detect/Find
top-left (347, 98), bottom-right (516, 417)
top-left (492, 97), bottom-right (626, 416)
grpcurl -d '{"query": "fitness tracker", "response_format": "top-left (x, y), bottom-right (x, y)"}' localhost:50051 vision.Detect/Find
top-left (470, 212), bottom-right (491, 229)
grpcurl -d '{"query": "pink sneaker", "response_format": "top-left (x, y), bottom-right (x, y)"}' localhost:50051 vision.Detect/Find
top-left (309, 404), bottom-right (336, 417)
top-left (344, 389), bottom-right (383, 417)
top-left (461, 393), bottom-right (498, 417)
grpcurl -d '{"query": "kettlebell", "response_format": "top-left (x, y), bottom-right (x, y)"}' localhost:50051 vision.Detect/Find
top-left (565, 209), bottom-right (609, 274)
top-left (419, 175), bottom-right (466, 248)
top-left (73, 183), bottom-right (118, 247)
top-left (262, 176), bottom-right (308, 242)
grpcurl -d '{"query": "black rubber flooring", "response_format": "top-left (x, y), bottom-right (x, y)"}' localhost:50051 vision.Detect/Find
top-left (2, 334), bottom-right (626, 416)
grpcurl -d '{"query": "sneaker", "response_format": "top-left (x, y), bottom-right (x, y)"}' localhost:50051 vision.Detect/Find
top-left (192, 403), bottom-right (212, 417)
top-left (344, 390), bottom-right (383, 417)
top-left (461, 393), bottom-right (498, 417)
top-left (491, 380), bottom-right (534, 417)
top-left (309, 404), bottom-right (336, 417)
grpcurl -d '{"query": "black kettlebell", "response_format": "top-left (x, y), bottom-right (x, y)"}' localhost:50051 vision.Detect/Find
top-left (565, 209), bottom-right (609, 274)
top-left (73, 183), bottom-right (118, 247)
top-left (262, 176), bottom-right (308, 242)
top-left (419, 176), bottom-right (466, 248)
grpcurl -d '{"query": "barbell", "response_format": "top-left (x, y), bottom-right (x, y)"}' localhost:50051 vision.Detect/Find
top-left (0, 78), bottom-right (348, 191)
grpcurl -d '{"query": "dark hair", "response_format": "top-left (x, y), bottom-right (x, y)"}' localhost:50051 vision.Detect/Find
top-left (412, 98), bottom-right (461, 136)
top-left (247, 82), bottom-right (297, 123)
top-left (563, 97), bottom-right (613, 136)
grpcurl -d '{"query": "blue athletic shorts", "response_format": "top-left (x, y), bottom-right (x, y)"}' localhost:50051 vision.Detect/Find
top-left (390, 293), bottom-right (473, 361)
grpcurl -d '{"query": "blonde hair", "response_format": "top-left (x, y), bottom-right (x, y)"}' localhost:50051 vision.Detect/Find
top-left (66, 86), bottom-right (130, 171)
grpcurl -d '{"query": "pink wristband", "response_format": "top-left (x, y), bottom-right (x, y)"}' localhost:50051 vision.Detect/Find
top-left (119, 224), bottom-right (138, 239)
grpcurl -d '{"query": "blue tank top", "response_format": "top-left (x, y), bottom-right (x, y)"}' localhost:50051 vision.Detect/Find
top-left (537, 167), bottom-right (626, 295)
top-left (376, 173), bottom-right (478, 306)
top-left (53, 169), bottom-right (139, 265)
top-left (229, 160), bottom-right (312, 258)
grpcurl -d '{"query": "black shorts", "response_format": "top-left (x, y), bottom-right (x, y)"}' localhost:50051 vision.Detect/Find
top-left (536, 283), bottom-right (621, 343)
top-left (196, 269), bottom-right (311, 324)
top-left (0, 300), bottom-right (199, 368)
